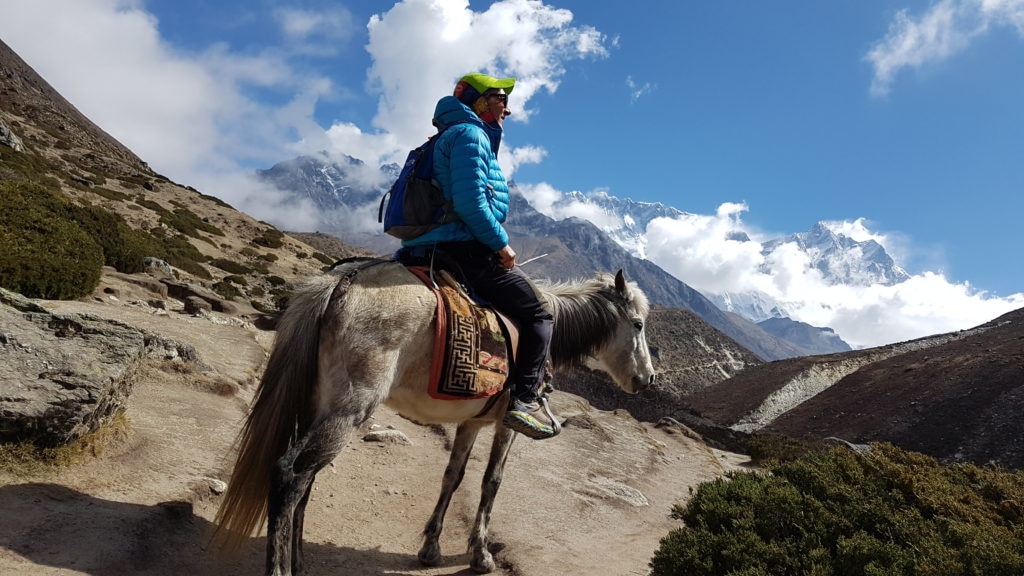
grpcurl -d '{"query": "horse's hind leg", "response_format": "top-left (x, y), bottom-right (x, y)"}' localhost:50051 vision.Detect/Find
top-left (419, 421), bottom-right (484, 566)
top-left (267, 411), bottom-right (366, 576)
top-left (290, 482), bottom-right (315, 574)
top-left (469, 424), bottom-right (516, 574)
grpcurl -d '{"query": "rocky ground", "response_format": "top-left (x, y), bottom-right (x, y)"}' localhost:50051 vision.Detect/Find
top-left (0, 274), bottom-right (750, 576)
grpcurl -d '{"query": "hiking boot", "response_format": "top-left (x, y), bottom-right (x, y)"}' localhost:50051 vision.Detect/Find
top-left (503, 398), bottom-right (561, 440)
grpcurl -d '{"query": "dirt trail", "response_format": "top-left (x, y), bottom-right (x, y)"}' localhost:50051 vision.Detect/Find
top-left (0, 294), bottom-right (749, 576)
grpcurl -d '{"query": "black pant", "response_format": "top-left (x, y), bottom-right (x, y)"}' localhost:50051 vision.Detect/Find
top-left (431, 242), bottom-right (554, 403)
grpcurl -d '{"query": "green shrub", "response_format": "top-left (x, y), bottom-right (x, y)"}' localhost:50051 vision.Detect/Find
top-left (744, 432), bottom-right (819, 465)
top-left (132, 227), bottom-right (212, 280)
top-left (209, 258), bottom-right (252, 275)
top-left (0, 182), bottom-right (103, 299)
top-left (156, 206), bottom-right (224, 238)
top-left (212, 280), bottom-right (242, 301)
top-left (89, 186), bottom-right (130, 202)
top-left (252, 227), bottom-right (284, 249)
top-left (62, 199), bottom-right (164, 274)
top-left (134, 197), bottom-right (164, 213)
top-left (250, 299), bottom-right (275, 313)
top-left (270, 287), bottom-right (292, 310)
top-left (0, 146), bottom-right (55, 182)
top-left (650, 443), bottom-right (1024, 576)
top-left (312, 252), bottom-right (335, 266)
top-left (198, 191), bottom-right (232, 209)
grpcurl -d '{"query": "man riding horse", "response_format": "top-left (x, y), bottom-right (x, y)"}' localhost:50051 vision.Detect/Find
top-left (397, 73), bottom-right (558, 440)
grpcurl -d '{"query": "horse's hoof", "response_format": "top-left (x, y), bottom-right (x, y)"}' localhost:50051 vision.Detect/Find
top-left (470, 550), bottom-right (495, 574)
top-left (417, 543), bottom-right (441, 567)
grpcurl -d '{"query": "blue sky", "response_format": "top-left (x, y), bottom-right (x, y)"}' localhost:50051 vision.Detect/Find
top-left (2, 0), bottom-right (1022, 347)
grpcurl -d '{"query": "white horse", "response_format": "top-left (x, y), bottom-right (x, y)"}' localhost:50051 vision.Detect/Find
top-left (213, 259), bottom-right (656, 575)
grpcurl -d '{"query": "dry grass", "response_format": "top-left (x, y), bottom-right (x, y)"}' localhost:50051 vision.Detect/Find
top-left (0, 410), bottom-right (131, 478)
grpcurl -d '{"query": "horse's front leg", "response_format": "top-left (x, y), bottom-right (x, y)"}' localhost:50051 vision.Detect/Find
top-left (469, 424), bottom-right (516, 574)
top-left (419, 421), bottom-right (483, 566)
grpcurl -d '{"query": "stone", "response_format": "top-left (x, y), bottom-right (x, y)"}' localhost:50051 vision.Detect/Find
top-left (0, 288), bottom-right (209, 447)
top-left (142, 257), bottom-right (174, 278)
top-left (183, 296), bottom-right (212, 315)
top-left (362, 429), bottom-right (412, 445)
top-left (0, 119), bottom-right (24, 152)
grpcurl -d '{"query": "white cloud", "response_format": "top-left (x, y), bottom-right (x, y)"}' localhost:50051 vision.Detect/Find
top-left (523, 184), bottom-right (1024, 348)
top-left (274, 7), bottom-right (355, 43)
top-left (358, 0), bottom-right (609, 168)
top-left (519, 183), bottom-right (622, 229)
top-left (517, 182), bottom-right (563, 215)
top-left (866, 0), bottom-right (1024, 96)
top-left (626, 75), bottom-right (656, 103)
top-left (645, 204), bottom-right (769, 296)
top-left (643, 204), bottom-right (1024, 348)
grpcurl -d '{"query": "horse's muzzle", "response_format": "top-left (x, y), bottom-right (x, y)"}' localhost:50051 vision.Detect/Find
top-left (631, 373), bottom-right (657, 394)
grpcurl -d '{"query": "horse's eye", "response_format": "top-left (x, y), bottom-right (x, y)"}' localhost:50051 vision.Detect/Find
top-left (633, 321), bottom-right (644, 331)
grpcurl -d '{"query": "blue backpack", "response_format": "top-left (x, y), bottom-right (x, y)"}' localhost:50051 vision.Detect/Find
top-left (378, 125), bottom-right (459, 240)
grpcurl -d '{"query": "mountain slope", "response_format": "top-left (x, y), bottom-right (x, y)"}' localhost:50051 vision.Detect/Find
top-left (684, 308), bottom-right (1024, 468)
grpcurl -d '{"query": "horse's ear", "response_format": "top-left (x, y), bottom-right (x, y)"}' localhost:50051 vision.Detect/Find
top-left (614, 269), bottom-right (627, 295)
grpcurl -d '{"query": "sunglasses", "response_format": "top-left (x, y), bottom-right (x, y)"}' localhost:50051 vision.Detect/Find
top-left (486, 93), bottom-right (508, 104)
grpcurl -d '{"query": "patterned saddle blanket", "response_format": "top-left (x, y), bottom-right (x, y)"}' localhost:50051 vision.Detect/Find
top-left (406, 267), bottom-right (515, 400)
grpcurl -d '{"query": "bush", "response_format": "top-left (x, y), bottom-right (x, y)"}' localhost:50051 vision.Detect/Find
top-left (252, 227), bottom-right (284, 249)
top-left (162, 207), bottom-right (224, 238)
top-left (212, 280), bottom-right (242, 301)
top-left (63, 199), bottom-right (163, 274)
top-left (146, 228), bottom-right (211, 280)
top-left (209, 258), bottom-right (252, 275)
top-left (650, 443), bottom-right (1024, 576)
top-left (312, 252), bottom-right (335, 266)
top-left (0, 182), bottom-right (103, 299)
top-left (744, 432), bottom-right (819, 465)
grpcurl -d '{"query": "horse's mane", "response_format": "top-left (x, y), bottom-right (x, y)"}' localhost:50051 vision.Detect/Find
top-left (535, 273), bottom-right (649, 369)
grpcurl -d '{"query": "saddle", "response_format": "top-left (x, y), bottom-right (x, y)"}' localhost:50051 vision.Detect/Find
top-left (406, 266), bottom-right (518, 400)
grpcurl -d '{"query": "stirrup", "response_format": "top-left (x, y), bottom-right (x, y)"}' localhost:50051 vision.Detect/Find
top-left (536, 396), bottom-right (562, 437)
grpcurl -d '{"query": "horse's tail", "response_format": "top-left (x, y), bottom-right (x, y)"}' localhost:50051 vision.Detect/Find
top-left (212, 273), bottom-right (341, 551)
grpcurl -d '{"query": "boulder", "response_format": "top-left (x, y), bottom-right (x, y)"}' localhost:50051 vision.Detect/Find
top-left (142, 257), bottom-right (174, 278)
top-left (0, 288), bottom-right (207, 447)
top-left (0, 119), bottom-right (24, 152)
top-left (183, 296), bottom-right (212, 315)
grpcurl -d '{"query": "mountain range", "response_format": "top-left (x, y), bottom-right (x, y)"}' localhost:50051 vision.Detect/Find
top-left (256, 154), bottom-right (881, 358)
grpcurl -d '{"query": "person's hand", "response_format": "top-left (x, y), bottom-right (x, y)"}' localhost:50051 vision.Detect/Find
top-left (496, 245), bottom-right (516, 270)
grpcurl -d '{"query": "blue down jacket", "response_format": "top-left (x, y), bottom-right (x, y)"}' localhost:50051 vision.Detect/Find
top-left (401, 95), bottom-right (510, 251)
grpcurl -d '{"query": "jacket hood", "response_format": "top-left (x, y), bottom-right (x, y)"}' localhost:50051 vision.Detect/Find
top-left (433, 95), bottom-right (503, 153)
top-left (433, 95), bottom-right (483, 130)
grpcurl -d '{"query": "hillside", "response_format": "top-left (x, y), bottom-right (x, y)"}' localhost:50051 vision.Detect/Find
top-left (685, 307), bottom-right (1024, 468)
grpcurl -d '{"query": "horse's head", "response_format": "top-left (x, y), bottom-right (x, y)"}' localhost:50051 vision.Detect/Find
top-left (585, 270), bottom-right (657, 394)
